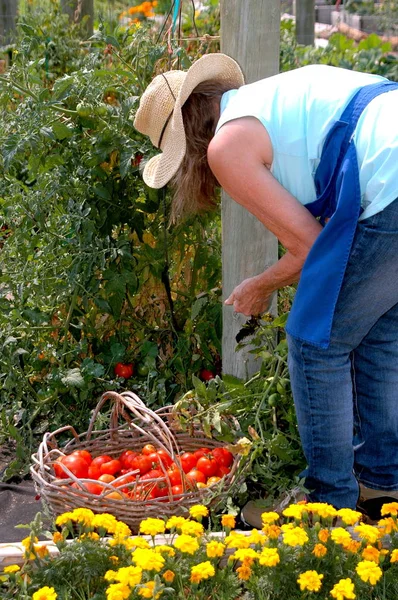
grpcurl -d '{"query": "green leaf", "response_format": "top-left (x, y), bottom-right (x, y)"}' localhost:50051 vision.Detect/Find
top-left (52, 121), bottom-right (73, 140)
top-left (119, 147), bottom-right (133, 179)
top-left (191, 296), bottom-right (208, 320)
top-left (192, 374), bottom-right (207, 398)
top-left (272, 312), bottom-right (289, 327)
top-left (61, 368), bottom-right (85, 388)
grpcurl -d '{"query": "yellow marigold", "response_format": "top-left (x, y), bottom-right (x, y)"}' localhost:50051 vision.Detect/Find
top-left (173, 534), bottom-right (200, 555)
top-left (261, 511), bottom-right (280, 524)
top-left (337, 509), bottom-right (362, 526)
top-left (132, 548), bottom-right (165, 572)
top-left (356, 560), bottom-right (382, 585)
top-left (297, 570), bottom-right (324, 592)
top-left (155, 545), bottom-right (175, 557)
top-left (342, 540), bottom-right (361, 554)
top-left (231, 548), bottom-right (258, 566)
top-left (206, 540), bottom-right (225, 558)
top-left (362, 545), bottom-right (380, 563)
top-left (32, 587), bottom-right (58, 600)
top-left (4, 564), bottom-right (20, 573)
top-left (330, 577), bottom-right (356, 600)
top-left (70, 508), bottom-right (94, 526)
top-left (113, 522), bottom-right (132, 540)
top-left (264, 524), bottom-right (281, 539)
top-left (190, 561), bottom-right (215, 584)
top-left (92, 513), bottom-right (118, 534)
top-left (55, 512), bottom-right (73, 527)
top-left (354, 523), bottom-right (380, 545)
top-left (281, 523), bottom-right (295, 531)
top-left (221, 514), bottom-right (236, 529)
top-left (128, 537), bottom-right (151, 549)
top-left (52, 532), bottom-right (64, 544)
top-left (318, 529), bottom-right (330, 543)
top-left (312, 543), bottom-right (327, 558)
top-left (109, 537), bottom-right (136, 550)
top-left (79, 532), bottom-right (100, 542)
top-left (34, 544), bottom-right (49, 558)
top-left (378, 517), bottom-right (397, 536)
top-left (247, 529), bottom-right (266, 546)
top-left (331, 528), bottom-right (352, 546)
top-left (138, 581), bottom-right (162, 599)
top-left (283, 504), bottom-right (307, 520)
top-left (258, 547), bottom-right (280, 567)
top-left (306, 502), bottom-right (337, 520)
top-left (163, 570), bottom-right (175, 583)
top-left (391, 549), bottom-right (398, 563)
top-left (115, 566), bottom-right (143, 587)
top-left (105, 569), bottom-right (118, 582)
top-left (180, 520), bottom-right (204, 537)
top-left (224, 532), bottom-right (251, 549)
top-left (282, 526), bottom-right (309, 547)
top-left (21, 536), bottom-right (38, 559)
top-left (166, 516), bottom-right (189, 530)
top-left (110, 556), bottom-right (119, 563)
top-left (139, 518), bottom-right (166, 536)
top-left (105, 582), bottom-right (131, 600)
top-left (189, 504), bottom-right (209, 520)
top-left (380, 502), bottom-right (398, 516)
top-left (236, 564), bottom-right (252, 580)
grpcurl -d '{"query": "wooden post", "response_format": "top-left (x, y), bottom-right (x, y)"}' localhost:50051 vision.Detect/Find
top-left (60, 0), bottom-right (94, 36)
top-left (295, 0), bottom-right (315, 45)
top-left (220, 0), bottom-right (280, 378)
top-left (0, 0), bottom-right (17, 45)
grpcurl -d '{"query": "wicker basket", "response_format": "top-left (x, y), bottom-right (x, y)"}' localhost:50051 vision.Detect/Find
top-left (31, 391), bottom-right (245, 532)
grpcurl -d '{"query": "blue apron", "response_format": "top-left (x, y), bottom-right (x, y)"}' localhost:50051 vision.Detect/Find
top-left (286, 81), bottom-right (398, 349)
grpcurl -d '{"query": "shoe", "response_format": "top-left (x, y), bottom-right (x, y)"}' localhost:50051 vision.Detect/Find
top-left (357, 484), bottom-right (398, 523)
top-left (240, 487), bottom-right (307, 529)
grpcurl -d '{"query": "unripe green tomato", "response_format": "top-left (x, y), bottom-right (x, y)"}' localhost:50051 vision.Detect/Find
top-left (268, 393), bottom-right (280, 407)
top-left (76, 103), bottom-right (92, 118)
top-left (137, 364), bottom-right (149, 376)
top-left (94, 105), bottom-right (108, 117)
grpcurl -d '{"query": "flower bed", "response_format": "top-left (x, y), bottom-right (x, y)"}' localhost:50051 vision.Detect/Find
top-left (1, 501), bottom-right (398, 599)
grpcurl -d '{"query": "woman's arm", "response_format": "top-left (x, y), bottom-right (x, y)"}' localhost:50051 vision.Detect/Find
top-left (207, 116), bottom-right (323, 315)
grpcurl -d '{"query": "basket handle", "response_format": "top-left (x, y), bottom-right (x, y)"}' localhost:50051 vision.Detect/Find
top-left (86, 391), bottom-right (181, 459)
top-left (36, 426), bottom-right (80, 466)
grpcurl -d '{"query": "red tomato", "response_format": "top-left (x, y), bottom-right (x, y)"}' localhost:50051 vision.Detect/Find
top-left (193, 447), bottom-right (211, 462)
top-left (156, 449), bottom-right (173, 468)
top-left (71, 449), bottom-right (93, 465)
top-left (129, 454), bottom-right (152, 475)
top-left (167, 465), bottom-right (182, 486)
top-left (98, 474), bottom-right (115, 484)
top-left (88, 463), bottom-right (101, 480)
top-left (211, 447), bottom-right (234, 468)
top-left (100, 459), bottom-right (122, 476)
top-left (53, 457), bottom-right (66, 479)
top-left (153, 481), bottom-right (169, 498)
top-left (216, 465), bottom-right (232, 477)
top-left (123, 453), bottom-right (141, 471)
top-left (114, 362), bottom-right (134, 379)
top-left (186, 468), bottom-right (206, 485)
top-left (119, 450), bottom-right (138, 466)
top-left (59, 454), bottom-right (89, 479)
top-left (200, 369), bottom-right (215, 381)
top-left (197, 455), bottom-right (219, 478)
top-left (142, 444), bottom-right (157, 456)
top-left (147, 452), bottom-right (161, 469)
top-left (92, 455), bottom-right (113, 468)
top-left (81, 482), bottom-right (104, 495)
top-left (140, 469), bottom-right (163, 481)
top-left (171, 485), bottom-right (184, 497)
top-left (179, 452), bottom-right (197, 474)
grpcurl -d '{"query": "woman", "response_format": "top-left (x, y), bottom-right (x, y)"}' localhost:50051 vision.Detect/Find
top-left (134, 53), bottom-right (398, 518)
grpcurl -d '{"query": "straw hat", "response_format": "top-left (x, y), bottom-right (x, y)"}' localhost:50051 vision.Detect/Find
top-left (133, 53), bottom-right (245, 189)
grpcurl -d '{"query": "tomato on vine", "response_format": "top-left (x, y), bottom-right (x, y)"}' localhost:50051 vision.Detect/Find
top-left (114, 362), bottom-right (134, 379)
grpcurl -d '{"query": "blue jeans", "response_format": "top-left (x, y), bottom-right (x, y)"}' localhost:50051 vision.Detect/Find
top-left (287, 198), bottom-right (398, 509)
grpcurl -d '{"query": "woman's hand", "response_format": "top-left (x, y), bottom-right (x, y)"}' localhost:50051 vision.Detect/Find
top-left (224, 275), bottom-right (273, 316)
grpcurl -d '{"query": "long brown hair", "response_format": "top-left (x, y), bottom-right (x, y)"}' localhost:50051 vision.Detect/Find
top-left (169, 79), bottom-right (236, 222)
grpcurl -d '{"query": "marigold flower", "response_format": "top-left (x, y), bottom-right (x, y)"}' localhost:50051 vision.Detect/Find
top-left (337, 509), bottom-right (362, 526)
top-left (306, 502), bottom-right (337, 520)
top-left (55, 512), bottom-right (73, 527)
top-left (206, 540), bottom-right (225, 558)
top-left (139, 518), bottom-right (166, 536)
top-left (236, 564), bottom-right (252, 580)
top-left (163, 570), bottom-right (175, 583)
top-left (362, 545), bottom-right (380, 563)
top-left (127, 536), bottom-right (151, 549)
top-left (110, 556), bottom-right (119, 563)
top-left (342, 540), bottom-right (361, 554)
top-left (154, 545), bottom-right (175, 557)
top-left (180, 520), bottom-right (204, 537)
top-left (391, 549), bottom-right (398, 562)
top-left (224, 532), bottom-right (251, 549)
top-left (113, 522), bottom-right (132, 540)
top-left (79, 532), bottom-right (99, 542)
top-left (380, 502), bottom-right (398, 516)
top-left (166, 516), bottom-right (188, 530)
top-left (32, 587), bottom-right (58, 600)
top-left (258, 547), bottom-right (280, 567)
top-left (297, 570), bottom-right (324, 592)
top-left (354, 523), bottom-right (380, 545)
top-left (116, 566), bottom-right (143, 586)
top-left (92, 513), bottom-right (118, 534)
top-left (104, 569), bottom-right (118, 581)
top-left (221, 514), bottom-right (236, 529)
top-left (377, 517), bottom-right (397, 536)
top-left (312, 543), bottom-right (327, 558)
top-left (190, 561), bottom-right (215, 583)
top-left (21, 535), bottom-right (39, 559)
top-left (173, 534), bottom-right (199, 555)
top-left (34, 544), bottom-right (49, 558)
top-left (283, 504), bottom-right (307, 520)
top-left (356, 560), bottom-right (382, 585)
top-left (189, 504), bottom-right (209, 520)
top-left (52, 532), bottom-right (64, 544)
top-left (264, 524), bottom-right (281, 539)
top-left (132, 548), bottom-right (165, 572)
top-left (105, 582), bottom-right (130, 600)
top-left (4, 564), bottom-right (20, 573)
top-left (70, 508), bottom-right (94, 526)
top-left (231, 548), bottom-right (258, 566)
top-left (247, 529), bottom-right (266, 545)
top-left (331, 528), bottom-right (352, 546)
top-left (330, 577), bottom-right (356, 600)
top-left (318, 528), bottom-right (330, 543)
top-left (261, 511), bottom-right (280, 524)
top-left (138, 581), bottom-right (161, 599)
top-left (282, 526), bottom-right (309, 547)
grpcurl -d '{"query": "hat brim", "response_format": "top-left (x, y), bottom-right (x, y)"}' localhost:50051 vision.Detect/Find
top-left (141, 54), bottom-right (245, 189)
